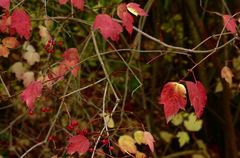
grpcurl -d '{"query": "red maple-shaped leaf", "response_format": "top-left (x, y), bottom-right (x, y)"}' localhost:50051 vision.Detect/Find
top-left (59, 0), bottom-right (68, 5)
top-left (20, 81), bottom-right (43, 112)
top-left (222, 14), bottom-right (237, 34)
top-left (10, 8), bottom-right (32, 40)
top-left (0, 0), bottom-right (10, 10)
top-left (159, 82), bottom-right (187, 122)
top-left (67, 134), bottom-right (90, 155)
top-left (185, 81), bottom-right (207, 118)
top-left (126, 3), bottom-right (147, 16)
top-left (93, 14), bottom-right (123, 41)
top-left (58, 48), bottom-right (80, 77)
top-left (71, 0), bottom-right (84, 11)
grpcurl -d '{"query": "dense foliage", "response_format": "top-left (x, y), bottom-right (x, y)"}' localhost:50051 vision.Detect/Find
top-left (0, 0), bottom-right (240, 158)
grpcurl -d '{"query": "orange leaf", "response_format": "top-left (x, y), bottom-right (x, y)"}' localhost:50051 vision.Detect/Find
top-left (0, 44), bottom-right (9, 57)
top-left (2, 37), bottom-right (19, 48)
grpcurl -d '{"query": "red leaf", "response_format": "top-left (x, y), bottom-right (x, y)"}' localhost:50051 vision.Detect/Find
top-left (10, 8), bottom-right (32, 40)
top-left (159, 82), bottom-right (187, 122)
top-left (20, 81), bottom-right (43, 112)
top-left (0, 0), bottom-right (10, 10)
top-left (59, 0), bottom-right (68, 5)
top-left (222, 14), bottom-right (237, 34)
top-left (126, 3), bottom-right (147, 16)
top-left (185, 81), bottom-right (207, 118)
top-left (0, 11), bottom-right (10, 33)
top-left (117, 3), bottom-right (127, 19)
top-left (93, 14), bottom-right (123, 41)
top-left (58, 48), bottom-right (80, 77)
top-left (117, 3), bottom-right (134, 34)
top-left (71, 0), bottom-right (84, 11)
top-left (122, 12), bottom-right (134, 34)
top-left (67, 134), bottom-right (90, 155)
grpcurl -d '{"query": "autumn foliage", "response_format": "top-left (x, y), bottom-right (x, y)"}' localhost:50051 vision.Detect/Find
top-left (1, 0), bottom-right (240, 158)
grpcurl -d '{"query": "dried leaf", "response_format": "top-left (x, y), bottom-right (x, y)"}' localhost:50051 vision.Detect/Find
top-left (22, 71), bottom-right (35, 87)
top-left (159, 82), bottom-right (187, 122)
top-left (10, 8), bottom-right (31, 40)
top-left (176, 131), bottom-right (190, 147)
top-left (67, 134), bottom-right (90, 155)
top-left (93, 14), bottom-right (122, 41)
top-left (126, 3), bottom-right (147, 16)
top-left (2, 37), bottom-right (19, 48)
top-left (20, 81), bottom-right (43, 111)
top-left (103, 113), bottom-right (115, 128)
top-left (222, 14), bottom-right (237, 34)
top-left (11, 62), bottom-right (26, 80)
top-left (143, 131), bottom-right (155, 152)
top-left (23, 51), bottom-right (40, 66)
top-left (185, 81), bottom-right (207, 118)
top-left (221, 66), bottom-right (233, 86)
top-left (118, 135), bottom-right (137, 154)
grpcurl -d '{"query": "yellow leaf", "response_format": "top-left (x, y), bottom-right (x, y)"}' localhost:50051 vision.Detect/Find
top-left (171, 112), bottom-right (184, 126)
top-left (176, 131), bottom-right (190, 147)
top-left (133, 130), bottom-right (145, 144)
top-left (159, 131), bottom-right (174, 143)
top-left (103, 113), bottom-right (115, 128)
top-left (136, 151), bottom-right (147, 158)
top-left (192, 154), bottom-right (205, 158)
top-left (118, 135), bottom-right (137, 154)
top-left (183, 113), bottom-right (203, 132)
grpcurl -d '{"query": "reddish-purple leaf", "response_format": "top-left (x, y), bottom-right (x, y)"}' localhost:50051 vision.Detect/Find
top-left (159, 82), bottom-right (187, 122)
top-left (185, 81), bottom-right (207, 118)
top-left (59, 0), bottom-right (68, 5)
top-left (93, 14), bottom-right (123, 41)
top-left (67, 134), bottom-right (90, 155)
top-left (71, 0), bottom-right (84, 11)
top-left (0, 0), bottom-right (10, 10)
top-left (222, 14), bottom-right (237, 34)
top-left (127, 3), bottom-right (147, 16)
top-left (20, 81), bottom-right (43, 112)
top-left (10, 8), bottom-right (32, 40)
